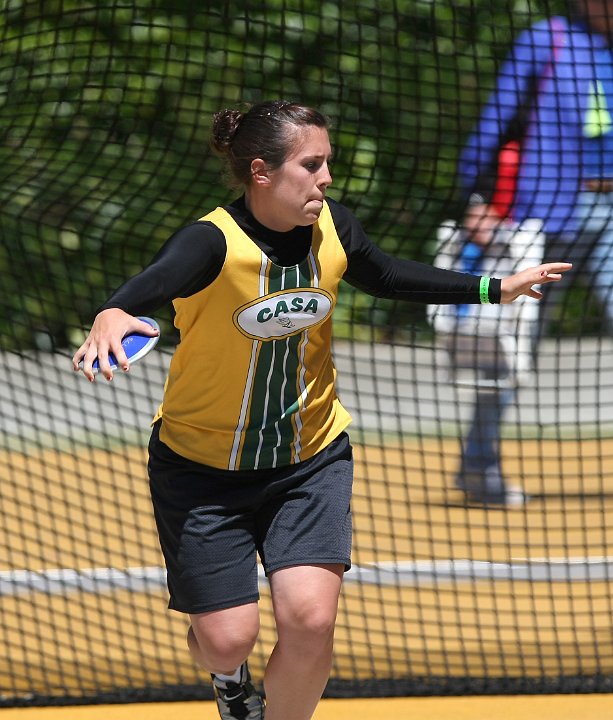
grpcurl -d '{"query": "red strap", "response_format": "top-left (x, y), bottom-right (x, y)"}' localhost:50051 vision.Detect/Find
top-left (489, 19), bottom-right (566, 219)
top-left (491, 140), bottom-right (520, 218)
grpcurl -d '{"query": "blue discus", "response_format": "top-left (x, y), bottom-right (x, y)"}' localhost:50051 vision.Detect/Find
top-left (88, 317), bottom-right (160, 373)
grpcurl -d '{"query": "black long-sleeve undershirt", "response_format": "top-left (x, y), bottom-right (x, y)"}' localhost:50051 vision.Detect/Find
top-left (99, 196), bottom-right (501, 315)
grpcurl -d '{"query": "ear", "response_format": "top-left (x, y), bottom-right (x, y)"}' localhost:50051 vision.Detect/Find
top-left (251, 158), bottom-right (271, 186)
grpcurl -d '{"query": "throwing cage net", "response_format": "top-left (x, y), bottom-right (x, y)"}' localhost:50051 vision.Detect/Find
top-left (2, 0), bottom-right (613, 706)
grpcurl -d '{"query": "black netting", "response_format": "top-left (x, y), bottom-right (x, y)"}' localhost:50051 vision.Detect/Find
top-left (2, 0), bottom-right (613, 706)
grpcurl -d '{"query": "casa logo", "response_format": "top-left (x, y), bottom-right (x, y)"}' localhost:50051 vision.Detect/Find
top-left (233, 289), bottom-right (334, 340)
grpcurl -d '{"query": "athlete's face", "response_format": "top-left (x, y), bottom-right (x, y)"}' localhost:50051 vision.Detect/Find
top-left (251, 125), bottom-right (333, 231)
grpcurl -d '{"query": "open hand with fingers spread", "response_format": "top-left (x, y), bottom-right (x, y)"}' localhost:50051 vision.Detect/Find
top-left (72, 308), bottom-right (160, 382)
top-left (500, 262), bottom-right (572, 303)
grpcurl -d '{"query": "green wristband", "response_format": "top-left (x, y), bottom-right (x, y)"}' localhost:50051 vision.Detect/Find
top-left (479, 276), bottom-right (491, 304)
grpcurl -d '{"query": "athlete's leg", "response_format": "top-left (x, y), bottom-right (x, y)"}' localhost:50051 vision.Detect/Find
top-left (264, 563), bottom-right (344, 720)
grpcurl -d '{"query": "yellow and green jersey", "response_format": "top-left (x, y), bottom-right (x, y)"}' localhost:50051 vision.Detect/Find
top-left (154, 200), bottom-right (352, 470)
top-left (102, 196), bottom-right (489, 469)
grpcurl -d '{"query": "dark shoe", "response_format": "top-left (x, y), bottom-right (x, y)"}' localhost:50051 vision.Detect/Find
top-left (211, 664), bottom-right (265, 720)
top-left (455, 472), bottom-right (529, 507)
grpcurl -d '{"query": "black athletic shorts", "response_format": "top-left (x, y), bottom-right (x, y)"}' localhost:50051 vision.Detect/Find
top-left (148, 421), bottom-right (354, 614)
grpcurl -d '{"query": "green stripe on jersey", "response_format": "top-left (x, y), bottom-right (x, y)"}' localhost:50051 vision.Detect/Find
top-left (238, 257), bottom-right (313, 469)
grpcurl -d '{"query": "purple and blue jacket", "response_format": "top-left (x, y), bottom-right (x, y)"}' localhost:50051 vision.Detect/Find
top-left (459, 16), bottom-right (613, 235)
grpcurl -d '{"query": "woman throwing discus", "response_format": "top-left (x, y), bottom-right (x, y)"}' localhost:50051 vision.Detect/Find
top-left (72, 100), bottom-right (571, 720)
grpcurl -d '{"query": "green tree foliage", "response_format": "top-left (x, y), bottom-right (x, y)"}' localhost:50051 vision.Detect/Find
top-left (0, 0), bottom-right (562, 349)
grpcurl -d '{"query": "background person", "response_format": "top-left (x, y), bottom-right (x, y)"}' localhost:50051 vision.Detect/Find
top-left (429, 212), bottom-right (545, 507)
top-left (450, 0), bottom-right (613, 504)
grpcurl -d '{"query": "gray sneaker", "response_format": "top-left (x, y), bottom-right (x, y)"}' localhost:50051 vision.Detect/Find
top-left (212, 665), bottom-right (265, 720)
top-left (455, 472), bottom-right (529, 507)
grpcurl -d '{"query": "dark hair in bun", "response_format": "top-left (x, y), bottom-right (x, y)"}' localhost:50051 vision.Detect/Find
top-left (211, 100), bottom-right (329, 189)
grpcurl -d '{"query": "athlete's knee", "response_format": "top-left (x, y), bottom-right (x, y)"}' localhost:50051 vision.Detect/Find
top-left (276, 597), bottom-right (338, 645)
top-left (272, 566), bottom-right (342, 648)
top-left (188, 606), bottom-right (260, 672)
top-left (188, 624), bottom-right (258, 672)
